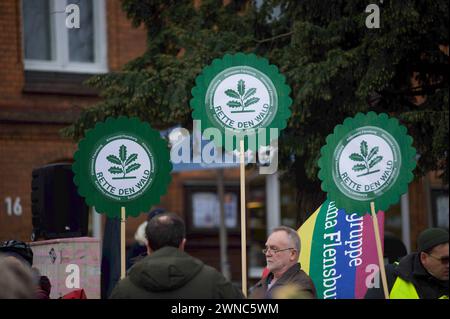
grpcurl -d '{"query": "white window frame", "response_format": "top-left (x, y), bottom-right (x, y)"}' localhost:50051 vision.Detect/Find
top-left (23, 0), bottom-right (107, 74)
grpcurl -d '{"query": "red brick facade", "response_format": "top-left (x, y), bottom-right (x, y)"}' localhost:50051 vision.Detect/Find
top-left (0, 0), bottom-right (148, 242)
top-left (0, 1), bottom-right (446, 285)
top-left (0, 1), bottom-right (246, 280)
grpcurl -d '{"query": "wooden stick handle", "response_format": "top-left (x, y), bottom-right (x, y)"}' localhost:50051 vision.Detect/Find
top-left (370, 202), bottom-right (389, 299)
top-left (240, 140), bottom-right (247, 297)
top-left (121, 207), bottom-right (126, 280)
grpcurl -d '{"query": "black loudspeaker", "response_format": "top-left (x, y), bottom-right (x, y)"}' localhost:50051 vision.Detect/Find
top-left (31, 163), bottom-right (89, 241)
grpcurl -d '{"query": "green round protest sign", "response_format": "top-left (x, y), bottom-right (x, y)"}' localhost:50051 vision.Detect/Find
top-left (73, 117), bottom-right (172, 218)
top-left (318, 112), bottom-right (416, 216)
top-left (190, 53), bottom-right (292, 151)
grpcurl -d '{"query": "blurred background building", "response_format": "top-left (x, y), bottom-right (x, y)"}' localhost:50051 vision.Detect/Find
top-left (0, 0), bottom-right (448, 286)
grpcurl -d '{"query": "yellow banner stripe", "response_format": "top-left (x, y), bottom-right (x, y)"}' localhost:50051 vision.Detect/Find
top-left (297, 205), bottom-right (321, 275)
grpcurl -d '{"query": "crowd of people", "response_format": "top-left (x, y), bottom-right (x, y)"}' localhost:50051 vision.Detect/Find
top-left (0, 210), bottom-right (448, 299)
top-left (0, 240), bottom-right (50, 299)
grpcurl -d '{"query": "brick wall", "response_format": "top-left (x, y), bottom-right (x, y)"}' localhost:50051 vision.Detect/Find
top-left (408, 177), bottom-right (431, 251)
top-left (0, 0), bottom-right (148, 242)
top-left (0, 1), bottom-right (243, 267)
top-left (0, 1), bottom-right (24, 99)
top-left (0, 0), bottom-right (147, 108)
top-left (106, 0), bottom-right (147, 71)
top-left (0, 123), bottom-right (76, 241)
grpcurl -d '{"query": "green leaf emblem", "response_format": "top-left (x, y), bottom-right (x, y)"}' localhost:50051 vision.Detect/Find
top-left (108, 145), bottom-right (141, 179)
top-left (226, 79), bottom-right (258, 113)
top-left (227, 100), bottom-right (242, 108)
top-left (190, 53), bottom-right (293, 152)
top-left (243, 88), bottom-right (256, 100)
top-left (369, 156), bottom-right (383, 169)
top-left (107, 155), bottom-right (122, 165)
top-left (125, 163), bottom-right (141, 174)
top-left (125, 153), bottom-right (138, 166)
top-left (238, 79), bottom-right (245, 96)
top-left (72, 117), bottom-right (173, 218)
top-left (225, 89), bottom-right (240, 99)
top-left (108, 166), bottom-right (123, 174)
top-left (119, 145), bottom-right (127, 162)
top-left (352, 164), bottom-right (366, 172)
top-left (318, 112), bottom-right (417, 216)
top-left (350, 140), bottom-right (383, 177)
top-left (349, 153), bottom-right (364, 162)
top-left (244, 97), bottom-right (260, 108)
top-left (360, 141), bottom-right (368, 158)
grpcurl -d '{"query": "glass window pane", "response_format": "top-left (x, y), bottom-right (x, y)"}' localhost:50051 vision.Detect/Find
top-left (68, 0), bottom-right (94, 62)
top-left (23, 0), bottom-right (52, 60)
top-left (192, 192), bottom-right (237, 229)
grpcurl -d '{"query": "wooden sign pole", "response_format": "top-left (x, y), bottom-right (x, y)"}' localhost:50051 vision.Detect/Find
top-left (370, 201), bottom-right (389, 299)
top-left (121, 206), bottom-right (126, 279)
top-left (240, 140), bottom-right (247, 297)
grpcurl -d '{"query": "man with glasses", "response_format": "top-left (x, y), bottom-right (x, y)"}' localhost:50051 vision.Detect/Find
top-left (366, 227), bottom-right (449, 299)
top-left (249, 226), bottom-right (317, 299)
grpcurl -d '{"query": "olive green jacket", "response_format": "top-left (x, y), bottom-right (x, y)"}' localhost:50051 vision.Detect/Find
top-left (110, 246), bottom-right (243, 299)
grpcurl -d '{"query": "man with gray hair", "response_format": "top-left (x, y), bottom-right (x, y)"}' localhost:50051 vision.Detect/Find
top-left (249, 226), bottom-right (316, 299)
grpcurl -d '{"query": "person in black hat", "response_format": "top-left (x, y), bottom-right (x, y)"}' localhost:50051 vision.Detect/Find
top-left (0, 240), bottom-right (54, 299)
top-left (417, 228), bottom-right (449, 282)
top-left (0, 240), bottom-right (33, 266)
top-left (0, 254), bottom-right (35, 298)
top-left (365, 227), bottom-right (449, 299)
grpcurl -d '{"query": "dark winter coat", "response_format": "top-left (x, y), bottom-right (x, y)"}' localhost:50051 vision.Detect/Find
top-left (365, 252), bottom-right (449, 299)
top-left (248, 263), bottom-right (317, 299)
top-left (110, 246), bottom-right (243, 299)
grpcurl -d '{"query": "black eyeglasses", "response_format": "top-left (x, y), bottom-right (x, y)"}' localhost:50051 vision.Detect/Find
top-left (262, 247), bottom-right (295, 254)
top-left (427, 253), bottom-right (449, 265)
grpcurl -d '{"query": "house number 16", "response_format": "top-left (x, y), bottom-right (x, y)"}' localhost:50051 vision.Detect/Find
top-left (4, 197), bottom-right (22, 216)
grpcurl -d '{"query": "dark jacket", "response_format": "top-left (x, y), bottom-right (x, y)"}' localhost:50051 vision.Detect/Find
top-left (35, 275), bottom-right (51, 299)
top-left (365, 252), bottom-right (449, 299)
top-left (110, 246), bottom-right (243, 299)
top-left (248, 263), bottom-right (317, 299)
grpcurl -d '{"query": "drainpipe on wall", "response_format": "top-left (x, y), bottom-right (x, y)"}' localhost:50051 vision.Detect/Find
top-left (401, 192), bottom-right (411, 253)
top-left (266, 171), bottom-right (281, 235)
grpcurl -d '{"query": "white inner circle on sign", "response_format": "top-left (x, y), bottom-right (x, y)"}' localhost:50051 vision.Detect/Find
top-left (213, 74), bottom-right (272, 129)
top-left (338, 134), bottom-right (394, 194)
top-left (94, 138), bottom-right (152, 197)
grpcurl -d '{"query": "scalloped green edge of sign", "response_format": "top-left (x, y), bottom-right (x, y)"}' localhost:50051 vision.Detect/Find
top-left (190, 53), bottom-right (292, 151)
top-left (72, 116), bottom-right (172, 218)
top-left (318, 112), bottom-right (416, 216)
